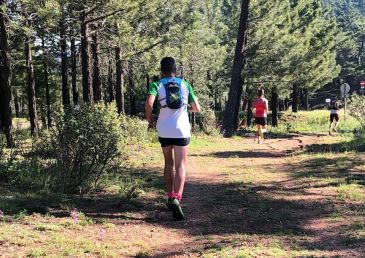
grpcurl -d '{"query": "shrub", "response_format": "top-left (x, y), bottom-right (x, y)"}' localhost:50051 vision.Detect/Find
top-left (348, 95), bottom-right (365, 130)
top-left (197, 108), bottom-right (219, 135)
top-left (43, 104), bottom-right (124, 194)
top-left (119, 114), bottom-right (149, 147)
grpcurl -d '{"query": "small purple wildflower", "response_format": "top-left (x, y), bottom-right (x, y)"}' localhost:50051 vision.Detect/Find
top-left (71, 208), bottom-right (78, 224)
top-left (98, 227), bottom-right (106, 240)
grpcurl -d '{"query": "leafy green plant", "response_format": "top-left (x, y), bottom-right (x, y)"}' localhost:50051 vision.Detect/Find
top-left (40, 104), bottom-right (124, 194)
top-left (197, 108), bottom-right (219, 135)
top-left (348, 95), bottom-right (365, 131)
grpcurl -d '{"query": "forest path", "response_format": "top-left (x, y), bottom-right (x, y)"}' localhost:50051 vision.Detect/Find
top-left (115, 134), bottom-right (364, 257)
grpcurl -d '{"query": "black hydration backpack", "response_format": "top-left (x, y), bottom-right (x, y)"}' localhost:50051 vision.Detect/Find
top-left (160, 79), bottom-right (185, 109)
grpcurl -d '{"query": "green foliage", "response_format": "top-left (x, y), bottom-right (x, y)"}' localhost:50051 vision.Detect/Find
top-left (119, 115), bottom-right (149, 147)
top-left (197, 108), bottom-right (219, 135)
top-left (337, 183), bottom-right (365, 202)
top-left (245, 0), bottom-right (339, 99)
top-left (41, 104), bottom-right (123, 193)
top-left (347, 95), bottom-right (365, 129)
top-left (269, 109), bottom-right (360, 134)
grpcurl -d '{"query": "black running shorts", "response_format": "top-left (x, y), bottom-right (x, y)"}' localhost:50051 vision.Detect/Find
top-left (158, 137), bottom-right (190, 147)
top-left (255, 117), bottom-right (267, 126)
top-left (330, 114), bottom-right (339, 122)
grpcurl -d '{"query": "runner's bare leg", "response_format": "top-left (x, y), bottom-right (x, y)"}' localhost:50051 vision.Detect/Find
top-left (162, 146), bottom-right (174, 193)
top-left (173, 145), bottom-right (189, 197)
top-left (257, 124), bottom-right (262, 143)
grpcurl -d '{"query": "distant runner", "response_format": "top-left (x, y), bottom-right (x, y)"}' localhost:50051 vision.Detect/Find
top-left (329, 100), bottom-right (339, 135)
top-left (252, 89), bottom-right (269, 143)
top-left (145, 57), bottom-right (201, 220)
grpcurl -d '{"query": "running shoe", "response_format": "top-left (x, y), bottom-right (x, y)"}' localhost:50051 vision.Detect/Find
top-left (171, 198), bottom-right (185, 220)
top-left (166, 198), bottom-right (174, 211)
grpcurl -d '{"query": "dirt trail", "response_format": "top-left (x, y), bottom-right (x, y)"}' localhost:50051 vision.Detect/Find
top-left (108, 134), bottom-right (363, 257)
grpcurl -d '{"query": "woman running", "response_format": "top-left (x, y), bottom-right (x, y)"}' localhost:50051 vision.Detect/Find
top-left (253, 89), bottom-right (269, 143)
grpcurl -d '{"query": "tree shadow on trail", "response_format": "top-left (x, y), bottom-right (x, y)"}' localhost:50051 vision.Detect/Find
top-left (306, 137), bottom-right (365, 153)
top-left (149, 177), bottom-right (364, 257)
top-left (288, 156), bottom-right (365, 186)
top-left (0, 166), bottom-right (165, 220)
top-left (191, 151), bottom-right (286, 158)
top-left (236, 129), bottom-right (328, 140)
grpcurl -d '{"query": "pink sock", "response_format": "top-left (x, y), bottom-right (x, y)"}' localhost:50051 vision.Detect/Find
top-left (166, 192), bottom-right (182, 201)
top-left (174, 193), bottom-right (182, 201)
top-left (167, 192), bottom-right (175, 199)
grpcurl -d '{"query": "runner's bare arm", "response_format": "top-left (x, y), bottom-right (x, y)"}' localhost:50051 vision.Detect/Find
top-left (188, 100), bottom-right (201, 113)
top-left (145, 95), bottom-right (156, 126)
top-left (265, 99), bottom-right (269, 112)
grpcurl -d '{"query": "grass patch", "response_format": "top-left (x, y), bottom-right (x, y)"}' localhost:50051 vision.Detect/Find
top-left (269, 110), bottom-right (361, 135)
top-left (28, 248), bottom-right (47, 257)
top-left (336, 183), bottom-right (365, 202)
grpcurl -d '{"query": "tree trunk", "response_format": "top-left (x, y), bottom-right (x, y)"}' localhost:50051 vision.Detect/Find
top-left (247, 98), bottom-right (253, 127)
top-left (60, 13), bottom-right (70, 108)
top-left (80, 14), bottom-right (93, 103)
top-left (271, 87), bottom-right (279, 127)
top-left (107, 49), bottom-right (114, 102)
top-left (71, 36), bottom-right (79, 106)
top-left (0, 1), bottom-right (14, 147)
top-left (13, 90), bottom-right (20, 118)
top-left (284, 98), bottom-right (289, 110)
top-left (24, 18), bottom-right (39, 136)
top-left (292, 83), bottom-right (299, 113)
top-left (303, 88), bottom-right (309, 110)
top-left (91, 24), bottom-right (102, 102)
top-left (115, 46), bottom-right (124, 114)
top-left (128, 63), bottom-right (136, 116)
top-left (41, 36), bottom-right (51, 128)
top-left (222, 0), bottom-right (250, 137)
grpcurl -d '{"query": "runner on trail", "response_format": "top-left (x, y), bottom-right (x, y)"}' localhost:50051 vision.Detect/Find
top-left (329, 99), bottom-right (339, 135)
top-left (252, 89), bottom-right (269, 144)
top-left (145, 57), bottom-right (201, 220)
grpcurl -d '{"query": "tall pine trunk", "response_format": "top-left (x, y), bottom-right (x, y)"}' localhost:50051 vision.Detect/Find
top-left (24, 18), bottom-right (39, 136)
top-left (80, 13), bottom-right (92, 103)
top-left (244, 86), bottom-right (253, 126)
top-left (247, 98), bottom-right (253, 127)
top-left (41, 36), bottom-right (51, 128)
top-left (91, 24), bottom-right (102, 102)
top-left (292, 83), bottom-right (299, 113)
top-left (60, 12), bottom-right (70, 108)
top-left (271, 87), bottom-right (279, 127)
top-left (71, 36), bottom-right (79, 106)
top-left (13, 90), bottom-right (20, 118)
top-left (115, 46), bottom-right (124, 114)
top-left (0, 0), bottom-right (14, 147)
top-left (304, 88), bottom-right (309, 110)
top-left (222, 0), bottom-right (250, 137)
top-left (107, 49), bottom-right (114, 102)
top-left (128, 62), bottom-right (136, 116)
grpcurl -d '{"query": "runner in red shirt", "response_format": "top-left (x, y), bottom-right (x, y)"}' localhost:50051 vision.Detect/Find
top-left (252, 89), bottom-right (269, 143)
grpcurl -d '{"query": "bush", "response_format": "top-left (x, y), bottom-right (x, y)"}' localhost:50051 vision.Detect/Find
top-left (119, 114), bottom-right (149, 147)
top-left (348, 95), bottom-right (365, 130)
top-left (41, 104), bottom-right (124, 193)
top-left (197, 108), bottom-right (219, 135)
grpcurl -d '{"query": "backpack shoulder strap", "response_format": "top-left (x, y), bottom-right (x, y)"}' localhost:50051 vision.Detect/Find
top-left (157, 80), bottom-right (166, 102)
